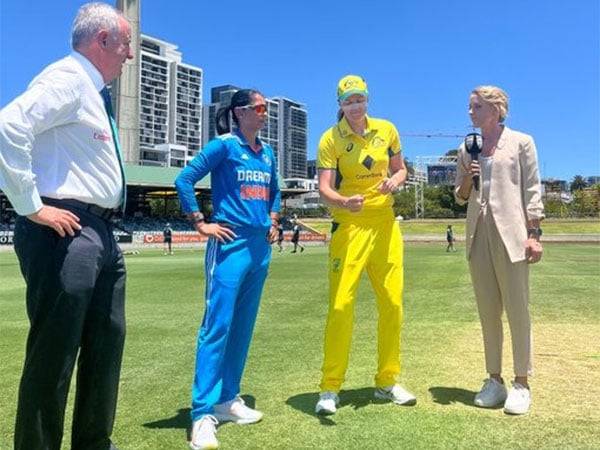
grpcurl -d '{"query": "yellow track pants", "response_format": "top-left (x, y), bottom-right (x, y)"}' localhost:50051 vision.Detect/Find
top-left (320, 219), bottom-right (404, 392)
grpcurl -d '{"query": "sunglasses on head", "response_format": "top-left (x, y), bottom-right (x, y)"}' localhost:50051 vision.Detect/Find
top-left (239, 104), bottom-right (267, 114)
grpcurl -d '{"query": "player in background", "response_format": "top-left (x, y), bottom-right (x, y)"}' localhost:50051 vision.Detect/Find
top-left (290, 219), bottom-right (305, 253)
top-left (163, 222), bottom-right (173, 255)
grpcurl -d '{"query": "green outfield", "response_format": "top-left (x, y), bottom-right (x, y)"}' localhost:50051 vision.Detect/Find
top-left (303, 219), bottom-right (600, 236)
top-left (1, 243), bottom-right (599, 449)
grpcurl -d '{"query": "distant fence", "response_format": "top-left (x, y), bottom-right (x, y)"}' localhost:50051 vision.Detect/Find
top-left (140, 231), bottom-right (327, 244)
top-left (0, 230), bottom-right (327, 246)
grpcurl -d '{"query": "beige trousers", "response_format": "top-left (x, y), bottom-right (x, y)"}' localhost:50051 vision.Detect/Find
top-left (469, 206), bottom-right (532, 377)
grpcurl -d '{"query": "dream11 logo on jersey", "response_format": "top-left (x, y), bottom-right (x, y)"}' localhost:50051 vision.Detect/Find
top-left (237, 169), bottom-right (272, 201)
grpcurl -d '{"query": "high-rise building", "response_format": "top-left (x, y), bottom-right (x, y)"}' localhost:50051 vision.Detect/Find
top-left (202, 86), bottom-right (307, 178)
top-left (275, 97), bottom-right (307, 179)
top-left (307, 159), bottom-right (317, 179)
top-left (137, 35), bottom-right (202, 168)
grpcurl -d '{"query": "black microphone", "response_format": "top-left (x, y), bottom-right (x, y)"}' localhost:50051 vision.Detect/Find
top-left (464, 133), bottom-right (483, 191)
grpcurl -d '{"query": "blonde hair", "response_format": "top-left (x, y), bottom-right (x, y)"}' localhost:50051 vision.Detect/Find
top-left (472, 85), bottom-right (509, 122)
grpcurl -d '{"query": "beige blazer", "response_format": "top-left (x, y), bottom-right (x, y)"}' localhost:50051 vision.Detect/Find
top-left (454, 126), bottom-right (545, 263)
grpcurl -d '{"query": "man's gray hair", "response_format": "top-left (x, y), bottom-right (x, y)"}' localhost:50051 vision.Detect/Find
top-left (71, 2), bottom-right (123, 49)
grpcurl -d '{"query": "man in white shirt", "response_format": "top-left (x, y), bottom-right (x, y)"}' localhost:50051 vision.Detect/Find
top-left (0, 3), bottom-right (132, 449)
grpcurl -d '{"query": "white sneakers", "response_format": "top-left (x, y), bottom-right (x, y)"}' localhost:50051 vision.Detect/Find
top-left (316, 385), bottom-right (416, 415)
top-left (214, 396), bottom-right (263, 424)
top-left (315, 391), bottom-right (339, 415)
top-left (474, 378), bottom-right (531, 415)
top-left (374, 384), bottom-right (417, 406)
top-left (504, 382), bottom-right (531, 415)
top-left (474, 378), bottom-right (508, 407)
top-left (190, 415), bottom-right (219, 450)
top-left (189, 398), bottom-right (263, 449)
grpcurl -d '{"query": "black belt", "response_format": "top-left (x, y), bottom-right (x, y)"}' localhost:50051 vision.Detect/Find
top-left (41, 197), bottom-right (122, 222)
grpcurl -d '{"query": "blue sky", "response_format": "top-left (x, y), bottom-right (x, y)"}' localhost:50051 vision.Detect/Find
top-left (1, 0), bottom-right (598, 180)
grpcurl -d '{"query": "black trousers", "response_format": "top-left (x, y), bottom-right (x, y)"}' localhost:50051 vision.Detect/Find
top-left (12, 204), bottom-right (126, 450)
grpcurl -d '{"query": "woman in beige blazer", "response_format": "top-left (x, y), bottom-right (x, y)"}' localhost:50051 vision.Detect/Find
top-left (455, 86), bottom-right (544, 415)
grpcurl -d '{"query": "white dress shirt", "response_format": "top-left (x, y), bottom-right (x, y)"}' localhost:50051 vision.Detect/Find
top-left (479, 155), bottom-right (493, 204)
top-left (0, 51), bottom-right (123, 216)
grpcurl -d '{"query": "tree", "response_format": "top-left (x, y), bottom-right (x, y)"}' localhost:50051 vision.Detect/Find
top-left (570, 175), bottom-right (587, 192)
top-left (393, 187), bottom-right (416, 219)
top-left (571, 187), bottom-right (599, 217)
top-left (445, 149), bottom-right (458, 157)
top-left (423, 185), bottom-right (467, 218)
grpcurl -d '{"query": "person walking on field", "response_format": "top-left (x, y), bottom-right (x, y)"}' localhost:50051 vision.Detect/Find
top-left (163, 222), bottom-right (174, 255)
top-left (446, 224), bottom-right (457, 252)
top-left (276, 221), bottom-right (285, 252)
top-left (290, 219), bottom-right (305, 253)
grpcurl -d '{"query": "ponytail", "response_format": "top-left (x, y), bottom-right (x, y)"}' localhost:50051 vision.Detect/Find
top-left (216, 105), bottom-right (232, 135)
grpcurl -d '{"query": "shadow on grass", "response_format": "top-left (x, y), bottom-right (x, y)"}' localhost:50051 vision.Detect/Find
top-left (287, 388), bottom-right (395, 426)
top-left (142, 395), bottom-right (257, 439)
top-left (429, 386), bottom-right (489, 408)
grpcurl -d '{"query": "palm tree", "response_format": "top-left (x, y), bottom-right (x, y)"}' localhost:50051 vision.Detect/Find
top-left (570, 175), bottom-right (587, 192)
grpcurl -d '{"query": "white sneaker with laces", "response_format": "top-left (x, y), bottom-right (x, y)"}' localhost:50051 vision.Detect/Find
top-left (315, 391), bottom-right (339, 415)
top-left (474, 378), bottom-right (508, 408)
top-left (504, 382), bottom-right (531, 415)
top-left (374, 384), bottom-right (417, 405)
top-left (190, 415), bottom-right (219, 450)
top-left (213, 396), bottom-right (263, 424)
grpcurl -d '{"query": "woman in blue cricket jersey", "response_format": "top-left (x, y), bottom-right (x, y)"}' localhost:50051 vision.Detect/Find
top-left (175, 89), bottom-right (281, 450)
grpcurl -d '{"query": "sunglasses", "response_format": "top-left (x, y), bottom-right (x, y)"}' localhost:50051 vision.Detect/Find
top-left (239, 104), bottom-right (267, 114)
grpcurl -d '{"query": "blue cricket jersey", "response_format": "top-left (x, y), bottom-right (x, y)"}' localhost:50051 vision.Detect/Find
top-left (175, 131), bottom-right (281, 232)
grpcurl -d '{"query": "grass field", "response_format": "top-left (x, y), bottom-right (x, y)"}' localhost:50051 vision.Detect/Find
top-left (1, 243), bottom-right (599, 449)
top-left (302, 219), bottom-right (600, 236)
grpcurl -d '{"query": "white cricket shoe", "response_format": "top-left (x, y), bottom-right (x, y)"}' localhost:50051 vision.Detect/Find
top-left (474, 378), bottom-right (508, 408)
top-left (374, 384), bottom-right (417, 405)
top-left (504, 382), bottom-right (531, 415)
top-left (190, 415), bottom-right (219, 450)
top-left (315, 391), bottom-right (339, 415)
top-left (214, 396), bottom-right (263, 424)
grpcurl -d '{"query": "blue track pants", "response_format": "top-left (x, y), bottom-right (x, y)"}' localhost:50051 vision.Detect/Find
top-left (191, 229), bottom-right (271, 420)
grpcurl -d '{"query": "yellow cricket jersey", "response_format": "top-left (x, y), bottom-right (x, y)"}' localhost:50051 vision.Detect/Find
top-left (317, 115), bottom-right (401, 223)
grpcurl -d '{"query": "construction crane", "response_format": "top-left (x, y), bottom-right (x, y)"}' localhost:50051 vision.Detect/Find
top-left (400, 133), bottom-right (464, 138)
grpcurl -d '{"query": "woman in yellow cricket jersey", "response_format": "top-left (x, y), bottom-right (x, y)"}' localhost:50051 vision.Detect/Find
top-left (315, 75), bottom-right (416, 415)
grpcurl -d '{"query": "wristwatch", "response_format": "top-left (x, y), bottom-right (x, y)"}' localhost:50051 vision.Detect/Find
top-left (190, 212), bottom-right (204, 224)
top-left (527, 227), bottom-right (542, 238)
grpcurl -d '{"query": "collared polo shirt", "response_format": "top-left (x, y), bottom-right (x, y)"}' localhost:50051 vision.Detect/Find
top-left (175, 131), bottom-right (281, 232)
top-left (317, 115), bottom-right (401, 223)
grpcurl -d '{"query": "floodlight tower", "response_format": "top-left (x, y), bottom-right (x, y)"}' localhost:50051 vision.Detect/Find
top-left (401, 132), bottom-right (462, 219)
top-left (114, 0), bottom-right (141, 164)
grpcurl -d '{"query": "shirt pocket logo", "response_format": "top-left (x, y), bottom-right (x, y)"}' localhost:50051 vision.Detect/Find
top-left (93, 129), bottom-right (111, 142)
